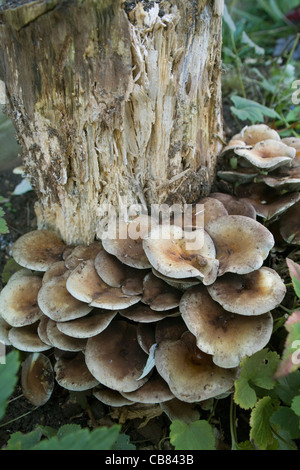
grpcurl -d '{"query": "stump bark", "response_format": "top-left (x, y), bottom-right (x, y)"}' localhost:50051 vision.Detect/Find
top-left (0, 0), bottom-right (224, 245)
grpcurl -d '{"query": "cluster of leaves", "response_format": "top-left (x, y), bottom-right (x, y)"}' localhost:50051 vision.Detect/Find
top-left (222, 1), bottom-right (300, 135)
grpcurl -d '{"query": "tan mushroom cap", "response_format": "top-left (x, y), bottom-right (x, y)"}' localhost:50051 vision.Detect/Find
top-left (12, 230), bottom-right (66, 271)
top-left (85, 320), bottom-right (149, 393)
top-left (194, 197), bottom-right (228, 226)
top-left (205, 215), bottom-right (274, 276)
top-left (207, 267), bottom-right (286, 316)
top-left (220, 139), bottom-right (252, 156)
top-left (155, 331), bottom-right (237, 402)
top-left (8, 323), bottom-right (52, 352)
top-left (54, 352), bottom-right (99, 391)
top-left (37, 316), bottom-right (52, 346)
top-left (234, 139), bottom-right (296, 170)
top-left (160, 397), bottom-right (200, 423)
top-left (93, 385), bottom-right (136, 407)
top-left (42, 261), bottom-right (69, 284)
top-left (56, 308), bottom-right (117, 338)
top-left (64, 242), bottom-right (103, 269)
top-left (151, 268), bottom-right (201, 291)
top-left (282, 137), bottom-right (300, 167)
top-left (210, 192), bottom-right (256, 219)
top-left (261, 168), bottom-right (300, 192)
top-left (46, 319), bottom-right (86, 352)
top-left (143, 224), bottom-right (219, 285)
top-left (102, 215), bottom-right (153, 269)
top-left (21, 353), bottom-right (54, 406)
top-left (240, 124), bottom-right (281, 145)
top-left (141, 272), bottom-right (181, 311)
top-left (38, 274), bottom-right (93, 322)
top-left (121, 373), bottom-right (174, 404)
top-left (120, 303), bottom-right (180, 323)
top-left (0, 316), bottom-right (11, 345)
top-left (0, 275), bottom-right (43, 327)
top-left (279, 200), bottom-right (300, 245)
top-left (179, 285), bottom-right (274, 368)
top-left (66, 259), bottom-right (141, 309)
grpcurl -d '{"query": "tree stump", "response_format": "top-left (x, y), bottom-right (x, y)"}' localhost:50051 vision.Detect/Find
top-left (0, 0), bottom-right (224, 245)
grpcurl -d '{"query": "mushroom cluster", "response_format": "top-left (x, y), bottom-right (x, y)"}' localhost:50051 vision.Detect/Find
top-left (0, 207), bottom-right (286, 411)
top-left (218, 124), bottom-right (300, 245)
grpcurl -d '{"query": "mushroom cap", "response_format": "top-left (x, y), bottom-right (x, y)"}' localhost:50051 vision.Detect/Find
top-left (8, 323), bottom-right (52, 352)
top-left (155, 331), bottom-right (237, 402)
top-left (282, 137), bottom-right (300, 167)
top-left (137, 322), bottom-right (156, 354)
top-left (234, 139), bottom-right (296, 170)
top-left (42, 261), bottom-right (69, 284)
top-left (93, 385), bottom-right (136, 407)
top-left (66, 259), bottom-right (141, 309)
top-left (54, 352), bottom-right (99, 391)
top-left (120, 303), bottom-right (180, 323)
top-left (195, 197), bottom-right (228, 226)
top-left (120, 373), bottom-right (174, 404)
top-left (261, 168), bottom-right (300, 192)
top-left (179, 285), bottom-right (274, 368)
top-left (205, 215), bottom-right (274, 276)
top-left (46, 319), bottom-right (86, 352)
top-left (0, 275), bottom-right (43, 327)
top-left (64, 242), bottom-right (103, 269)
top-left (21, 353), bottom-right (54, 406)
top-left (240, 124), bottom-right (281, 145)
top-left (0, 316), bottom-right (11, 345)
top-left (85, 320), bottom-right (149, 393)
top-left (102, 215), bottom-right (153, 269)
top-left (143, 224), bottom-right (219, 284)
top-left (217, 169), bottom-right (258, 185)
top-left (210, 192), bottom-right (256, 219)
top-left (207, 267), bottom-right (286, 316)
top-left (141, 272), bottom-right (181, 311)
top-left (38, 275), bottom-right (93, 322)
top-left (12, 230), bottom-right (66, 271)
top-left (56, 308), bottom-right (117, 338)
top-left (279, 200), bottom-right (300, 244)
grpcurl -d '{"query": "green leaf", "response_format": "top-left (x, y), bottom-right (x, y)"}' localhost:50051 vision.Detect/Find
top-left (230, 95), bottom-right (281, 123)
top-left (250, 396), bottom-right (280, 450)
top-left (0, 350), bottom-right (20, 421)
top-left (0, 212), bottom-right (9, 235)
top-left (274, 311), bottom-right (300, 378)
top-left (169, 420), bottom-right (216, 450)
top-left (30, 424), bottom-right (121, 450)
top-left (234, 349), bottom-right (280, 409)
top-left (291, 396), bottom-right (300, 417)
top-left (4, 429), bottom-right (42, 450)
top-left (112, 432), bottom-right (136, 450)
top-left (274, 371), bottom-right (300, 406)
top-left (286, 258), bottom-right (300, 298)
top-left (271, 406), bottom-right (300, 439)
top-left (241, 31), bottom-right (265, 56)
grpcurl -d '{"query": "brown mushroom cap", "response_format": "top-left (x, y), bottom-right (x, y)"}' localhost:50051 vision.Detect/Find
top-left (120, 372), bottom-right (174, 404)
top-left (193, 197), bottom-right (228, 226)
top-left (56, 308), bottom-right (117, 338)
top-left (102, 215), bottom-right (153, 269)
top-left (155, 331), bottom-right (237, 402)
top-left (240, 124), bottom-right (281, 145)
top-left (282, 137), bottom-right (300, 167)
top-left (179, 285), bottom-right (274, 368)
top-left (38, 275), bottom-right (93, 322)
top-left (234, 139), bottom-right (296, 170)
top-left (42, 261), bottom-right (69, 284)
top-left (207, 267), bottom-right (286, 316)
top-left (66, 259), bottom-right (141, 309)
top-left (120, 303), bottom-right (180, 323)
top-left (46, 319), bottom-right (86, 352)
top-left (54, 352), bottom-right (99, 391)
top-left (0, 275), bottom-right (43, 327)
top-left (64, 242), bottom-right (103, 269)
top-left (21, 353), bottom-right (54, 406)
top-left (12, 230), bottom-right (66, 271)
top-left (8, 323), bottom-right (52, 352)
top-left (141, 272), bottom-right (181, 311)
top-left (279, 200), bottom-right (300, 244)
top-left (0, 316), bottom-right (11, 345)
top-left (85, 320), bottom-right (149, 393)
top-left (93, 385), bottom-right (136, 407)
top-left (210, 192), bottom-right (256, 219)
top-left (143, 224), bottom-right (219, 284)
top-left (205, 215), bottom-right (274, 276)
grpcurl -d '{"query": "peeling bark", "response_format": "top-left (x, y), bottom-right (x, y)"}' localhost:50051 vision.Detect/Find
top-left (0, 0), bottom-right (224, 245)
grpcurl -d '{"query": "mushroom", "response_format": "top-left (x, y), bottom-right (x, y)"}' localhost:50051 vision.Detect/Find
top-left (194, 197), bottom-right (228, 226)
top-left (85, 320), bottom-right (149, 393)
top-left (282, 137), bottom-right (300, 167)
top-left (234, 139), bottom-right (296, 171)
top-left (143, 224), bottom-right (219, 285)
top-left (21, 353), bottom-right (54, 406)
top-left (38, 274), bottom-right (93, 322)
top-left (119, 303), bottom-right (180, 323)
top-left (54, 352), bottom-right (99, 391)
top-left (205, 215), bottom-right (274, 276)
top-left (207, 267), bottom-right (286, 316)
top-left (46, 319), bottom-right (86, 352)
top-left (64, 242), bottom-right (103, 269)
top-left (141, 272), bottom-right (181, 311)
top-left (0, 274), bottom-right (43, 327)
top-left (8, 323), bottom-right (52, 352)
top-left (209, 192), bottom-right (256, 219)
top-left (154, 331), bottom-right (237, 402)
top-left (239, 124), bottom-right (281, 145)
top-left (101, 215), bottom-right (153, 269)
top-left (12, 230), bottom-right (66, 271)
top-left (279, 200), bottom-right (300, 245)
top-left (66, 259), bottom-right (141, 309)
top-left (56, 308), bottom-right (117, 338)
top-left (93, 385), bottom-right (136, 407)
top-left (260, 167), bottom-right (300, 192)
top-left (179, 285), bottom-right (274, 368)
top-left (120, 372), bottom-right (174, 404)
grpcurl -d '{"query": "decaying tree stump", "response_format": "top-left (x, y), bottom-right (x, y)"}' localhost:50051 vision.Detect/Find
top-left (0, 0), bottom-right (224, 245)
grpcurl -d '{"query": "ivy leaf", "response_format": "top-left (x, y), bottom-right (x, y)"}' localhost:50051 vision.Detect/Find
top-left (250, 396), bottom-right (280, 450)
top-left (274, 311), bottom-right (300, 378)
top-left (170, 420), bottom-right (216, 450)
top-left (230, 95), bottom-right (281, 123)
top-left (286, 258), bottom-right (300, 299)
top-left (0, 350), bottom-right (20, 421)
top-left (234, 349), bottom-right (280, 409)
